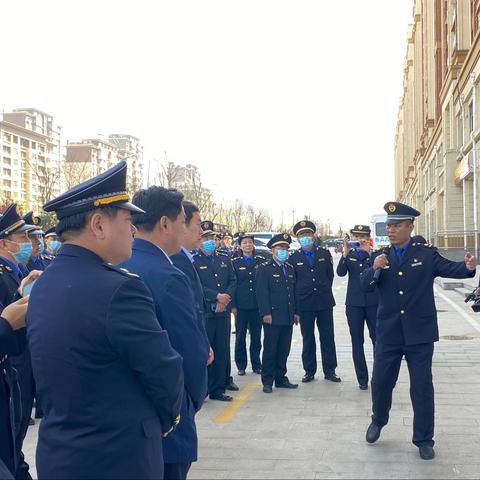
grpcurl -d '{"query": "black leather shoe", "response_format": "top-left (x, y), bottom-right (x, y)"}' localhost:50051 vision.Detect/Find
top-left (263, 385), bottom-right (273, 394)
top-left (275, 380), bottom-right (298, 389)
top-left (324, 374), bottom-right (342, 383)
top-left (359, 384), bottom-right (368, 390)
top-left (209, 393), bottom-right (233, 402)
top-left (366, 422), bottom-right (382, 443)
top-left (238, 369), bottom-right (246, 376)
top-left (252, 367), bottom-right (262, 374)
top-left (226, 381), bottom-right (239, 391)
top-left (419, 445), bottom-right (435, 460)
top-left (302, 373), bottom-right (315, 383)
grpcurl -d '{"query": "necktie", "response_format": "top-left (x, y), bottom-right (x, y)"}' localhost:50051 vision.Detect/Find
top-left (244, 256), bottom-right (253, 266)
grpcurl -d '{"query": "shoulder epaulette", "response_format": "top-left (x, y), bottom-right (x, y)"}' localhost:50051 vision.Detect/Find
top-left (103, 263), bottom-right (140, 279)
top-left (412, 242), bottom-right (434, 248)
top-left (217, 251), bottom-right (229, 257)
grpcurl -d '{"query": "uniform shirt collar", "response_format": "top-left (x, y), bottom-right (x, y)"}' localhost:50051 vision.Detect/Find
top-left (182, 246), bottom-right (194, 263)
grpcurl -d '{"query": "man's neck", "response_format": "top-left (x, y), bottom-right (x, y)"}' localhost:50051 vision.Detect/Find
top-left (136, 232), bottom-right (172, 256)
top-left (393, 238), bottom-right (411, 249)
top-left (0, 249), bottom-right (18, 265)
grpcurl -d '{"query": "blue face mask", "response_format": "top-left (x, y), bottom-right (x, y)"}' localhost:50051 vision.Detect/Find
top-left (299, 236), bottom-right (314, 248)
top-left (9, 242), bottom-right (33, 264)
top-left (49, 240), bottom-right (61, 252)
top-left (276, 249), bottom-right (289, 262)
top-left (38, 238), bottom-right (45, 254)
top-left (202, 240), bottom-right (216, 254)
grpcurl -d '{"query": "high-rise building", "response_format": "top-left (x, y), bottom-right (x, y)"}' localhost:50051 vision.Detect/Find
top-left (108, 134), bottom-right (144, 193)
top-left (0, 108), bottom-right (62, 211)
top-left (395, 0), bottom-right (480, 259)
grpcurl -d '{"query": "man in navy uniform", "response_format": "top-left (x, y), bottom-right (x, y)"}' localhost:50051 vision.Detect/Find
top-left (27, 161), bottom-right (184, 480)
top-left (42, 227), bottom-right (61, 265)
top-left (336, 225), bottom-right (377, 390)
top-left (0, 205), bottom-right (37, 479)
top-left (231, 233), bottom-right (265, 375)
top-left (256, 233), bottom-right (299, 393)
top-left (0, 296), bottom-right (33, 478)
top-left (194, 221), bottom-right (237, 402)
top-left (121, 186), bottom-right (210, 480)
top-left (361, 202), bottom-right (476, 460)
top-left (290, 220), bottom-right (340, 384)
top-left (22, 212), bottom-right (45, 273)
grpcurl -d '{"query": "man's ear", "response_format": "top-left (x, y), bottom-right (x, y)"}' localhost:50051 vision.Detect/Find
top-left (89, 212), bottom-right (107, 239)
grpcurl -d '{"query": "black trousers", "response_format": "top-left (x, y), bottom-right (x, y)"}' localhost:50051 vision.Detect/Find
top-left (299, 309), bottom-right (337, 376)
top-left (234, 309), bottom-right (262, 371)
top-left (205, 315), bottom-right (230, 397)
top-left (261, 324), bottom-right (293, 387)
top-left (371, 342), bottom-right (435, 447)
top-left (164, 462), bottom-right (191, 480)
top-left (10, 351), bottom-right (34, 480)
top-left (345, 305), bottom-right (377, 385)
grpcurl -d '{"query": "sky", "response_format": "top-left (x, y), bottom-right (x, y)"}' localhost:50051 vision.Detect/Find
top-left (1, 0), bottom-right (413, 230)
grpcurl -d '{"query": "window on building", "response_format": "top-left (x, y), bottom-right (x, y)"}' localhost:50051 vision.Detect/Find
top-left (2, 146), bottom-right (11, 155)
top-left (3, 168), bottom-right (11, 177)
top-left (3, 157), bottom-right (11, 166)
top-left (2, 133), bottom-right (11, 143)
top-left (20, 139), bottom-right (29, 148)
top-left (12, 136), bottom-right (18, 144)
top-left (31, 141), bottom-right (36, 150)
top-left (469, 101), bottom-right (474, 133)
top-left (3, 180), bottom-right (11, 187)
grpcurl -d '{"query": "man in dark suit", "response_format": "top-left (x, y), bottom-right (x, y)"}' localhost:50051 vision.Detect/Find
top-left (290, 220), bottom-right (340, 384)
top-left (170, 202), bottom-right (214, 366)
top-left (336, 225), bottom-right (378, 390)
top-left (121, 187), bottom-right (210, 480)
top-left (0, 296), bottom-right (30, 478)
top-left (194, 221), bottom-right (237, 402)
top-left (0, 205), bottom-right (36, 479)
top-left (27, 161), bottom-right (184, 480)
top-left (361, 202), bottom-right (476, 460)
top-left (256, 233), bottom-right (299, 393)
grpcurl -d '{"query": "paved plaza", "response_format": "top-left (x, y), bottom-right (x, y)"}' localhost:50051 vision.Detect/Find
top-left (24, 253), bottom-right (480, 479)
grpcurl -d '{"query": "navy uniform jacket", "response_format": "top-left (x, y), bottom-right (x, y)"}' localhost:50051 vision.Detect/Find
top-left (360, 242), bottom-right (476, 346)
top-left (289, 247), bottom-right (336, 311)
top-left (256, 259), bottom-right (296, 325)
top-left (26, 256), bottom-right (46, 272)
top-left (121, 239), bottom-right (209, 464)
top-left (0, 317), bottom-right (25, 475)
top-left (193, 251), bottom-right (237, 317)
top-left (231, 255), bottom-right (265, 310)
top-left (336, 249), bottom-right (379, 307)
top-left (171, 248), bottom-right (208, 325)
top-left (27, 244), bottom-right (184, 480)
top-left (0, 259), bottom-right (21, 308)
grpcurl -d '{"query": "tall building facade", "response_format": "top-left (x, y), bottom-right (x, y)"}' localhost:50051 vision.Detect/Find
top-left (395, 0), bottom-right (480, 258)
top-left (0, 108), bottom-right (62, 211)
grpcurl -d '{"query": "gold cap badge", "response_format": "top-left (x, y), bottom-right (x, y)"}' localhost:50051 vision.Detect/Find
top-left (388, 204), bottom-right (396, 212)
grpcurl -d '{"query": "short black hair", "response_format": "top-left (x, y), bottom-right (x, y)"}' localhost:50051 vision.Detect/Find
top-left (183, 201), bottom-right (199, 225)
top-left (132, 186), bottom-right (184, 232)
top-left (56, 206), bottom-right (119, 239)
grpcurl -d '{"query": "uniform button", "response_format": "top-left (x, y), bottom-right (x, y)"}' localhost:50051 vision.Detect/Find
top-left (312, 278), bottom-right (315, 281)
top-left (217, 284), bottom-right (221, 287)
top-left (249, 280), bottom-right (253, 283)
top-left (400, 310), bottom-right (405, 314)
top-left (398, 272), bottom-right (403, 276)
top-left (399, 291), bottom-right (404, 295)
top-left (359, 264), bottom-right (363, 267)
top-left (249, 272), bottom-right (252, 275)
top-left (313, 288), bottom-right (317, 291)
top-left (250, 288), bottom-right (253, 291)
top-left (311, 269), bottom-right (314, 273)
top-left (214, 273), bottom-right (218, 277)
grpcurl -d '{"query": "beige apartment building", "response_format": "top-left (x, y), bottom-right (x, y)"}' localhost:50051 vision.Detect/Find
top-left (66, 134), bottom-right (144, 194)
top-left (395, 0), bottom-right (480, 258)
top-left (0, 108), bottom-right (62, 212)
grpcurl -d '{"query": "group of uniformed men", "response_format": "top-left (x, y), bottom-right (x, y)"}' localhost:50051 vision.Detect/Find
top-left (0, 160), bottom-right (477, 480)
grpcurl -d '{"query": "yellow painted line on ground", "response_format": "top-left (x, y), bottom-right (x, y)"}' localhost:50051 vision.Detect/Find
top-left (213, 383), bottom-right (259, 424)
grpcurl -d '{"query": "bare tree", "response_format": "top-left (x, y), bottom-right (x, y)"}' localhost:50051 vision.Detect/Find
top-left (63, 161), bottom-right (92, 190)
top-left (157, 162), bottom-right (183, 188)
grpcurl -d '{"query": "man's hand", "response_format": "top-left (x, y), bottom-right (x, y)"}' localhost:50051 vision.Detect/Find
top-left (373, 254), bottom-right (389, 271)
top-left (18, 270), bottom-right (42, 297)
top-left (216, 293), bottom-right (231, 306)
top-left (2, 296), bottom-right (29, 330)
top-left (293, 314), bottom-right (300, 325)
top-left (465, 252), bottom-right (477, 271)
top-left (263, 314), bottom-right (272, 325)
top-left (342, 236), bottom-right (349, 258)
top-left (231, 307), bottom-right (238, 317)
top-left (215, 302), bottom-right (226, 313)
top-left (207, 347), bottom-right (214, 366)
